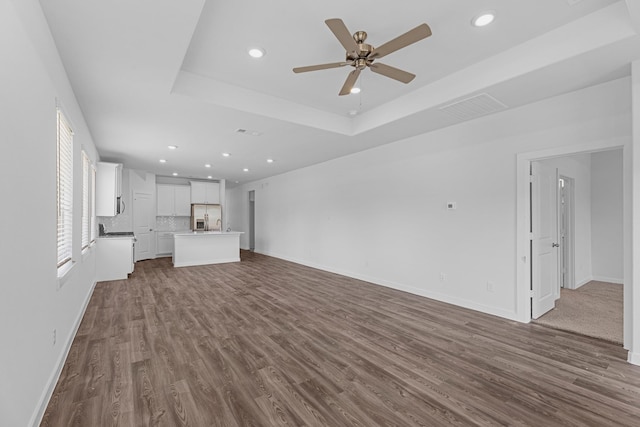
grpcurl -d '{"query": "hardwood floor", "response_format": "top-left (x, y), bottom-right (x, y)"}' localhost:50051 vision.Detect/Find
top-left (41, 251), bottom-right (640, 426)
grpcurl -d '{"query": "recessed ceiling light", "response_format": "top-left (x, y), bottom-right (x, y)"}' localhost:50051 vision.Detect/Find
top-left (159, 159), bottom-right (167, 163)
top-left (248, 47), bottom-right (265, 58)
top-left (350, 87), bottom-right (361, 94)
top-left (172, 172), bottom-right (178, 176)
top-left (222, 152), bottom-right (230, 157)
top-left (472, 11), bottom-right (495, 27)
top-left (204, 164), bottom-right (211, 168)
top-left (207, 175), bottom-right (213, 179)
top-left (243, 168), bottom-right (249, 172)
top-left (348, 110), bottom-right (358, 116)
top-left (168, 145), bottom-right (178, 150)
top-left (266, 159), bottom-right (274, 163)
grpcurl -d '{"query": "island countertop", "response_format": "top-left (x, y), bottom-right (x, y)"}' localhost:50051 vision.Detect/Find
top-left (173, 231), bottom-right (243, 267)
top-left (173, 231), bottom-right (244, 236)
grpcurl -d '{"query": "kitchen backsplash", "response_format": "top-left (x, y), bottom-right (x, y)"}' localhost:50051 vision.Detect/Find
top-left (97, 215), bottom-right (131, 233)
top-left (156, 216), bottom-right (190, 231)
top-left (98, 215), bottom-right (190, 233)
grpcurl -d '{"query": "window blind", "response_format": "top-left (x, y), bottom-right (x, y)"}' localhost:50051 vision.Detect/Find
top-left (82, 151), bottom-right (90, 249)
top-left (90, 165), bottom-right (96, 243)
top-left (57, 110), bottom-right (73, 268)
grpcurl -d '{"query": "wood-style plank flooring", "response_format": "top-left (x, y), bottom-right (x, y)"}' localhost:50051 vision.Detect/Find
top-left (42, 251), bottom-right (640, 426)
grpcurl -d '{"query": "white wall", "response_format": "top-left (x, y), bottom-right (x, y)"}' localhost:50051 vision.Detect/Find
top-left (591, 149), bottom-right (624, 283)
top-left (0, 1), bottom-right (100, 425)
top-left (538, 154), bottom-right (593, 287)
top-left (228, 77), bottom-right (631, 322)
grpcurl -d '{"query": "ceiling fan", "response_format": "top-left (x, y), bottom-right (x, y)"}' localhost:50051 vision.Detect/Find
top-left (293, 18), bottom-right (432, 96)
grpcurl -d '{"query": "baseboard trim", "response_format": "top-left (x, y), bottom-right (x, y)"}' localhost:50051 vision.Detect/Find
top-left (591, 276), bottom-right (623, 284)
top-left (29, 280), bottom-right (97, 427)
top-left (259, 250), bottom-right (520, 323)
top-left (174, 257), bottom-right (240, 267)
top-left (573, 277), bottom-right (592, 289)
top-left (628, 350), bottom-right (640, 366)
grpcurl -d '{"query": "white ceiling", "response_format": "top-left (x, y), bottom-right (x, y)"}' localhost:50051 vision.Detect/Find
top-left (39, 0), bottom-right (640, 187)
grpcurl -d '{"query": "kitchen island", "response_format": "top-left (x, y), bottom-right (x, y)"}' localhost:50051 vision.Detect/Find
top-left (172, 231), bottom-right (243, 267)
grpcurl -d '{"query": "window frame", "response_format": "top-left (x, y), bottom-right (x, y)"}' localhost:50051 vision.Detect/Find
top-left (57, 108), bottom-right (74, 275)
top-left (81, 150), bottom-right (91, 251)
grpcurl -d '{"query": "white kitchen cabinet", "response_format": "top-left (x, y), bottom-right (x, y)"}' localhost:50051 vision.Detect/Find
top-left (157, 184), bottom-right (191, 216)
top-left (156, 185), bottom-right (174, 216)
top-left (156, 232), bottom-right (174, 256)
top-left (96, 237), bottom-right (134, 281)
top-left (190, 181), bottom-right (220, 204)
top-left (96, 162), bottom-right (123, 216)
top-left (174, 186), bottom-right (191, 215)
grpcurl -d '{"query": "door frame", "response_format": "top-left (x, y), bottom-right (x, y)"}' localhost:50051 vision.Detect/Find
top-left (516, 141), bottom-right (629, 347)
top-left (558, 175), bottom-right (576, 290)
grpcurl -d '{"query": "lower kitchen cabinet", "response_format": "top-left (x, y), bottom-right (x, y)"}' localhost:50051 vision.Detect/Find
top-left (156, 232), bottom-right (174, 257)
top-left (96, 237), bottom-right (134, 281)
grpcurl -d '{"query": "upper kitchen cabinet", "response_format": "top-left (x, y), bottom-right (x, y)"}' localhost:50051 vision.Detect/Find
top-left (96, 162), bottom-right (123, 216)
top-left (190, 181), bottom-right (220, 204)
top-left (157, 184), bottom-right (191, 216)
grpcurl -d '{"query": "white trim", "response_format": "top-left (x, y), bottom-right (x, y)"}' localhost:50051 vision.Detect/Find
top-left (56, 260), bottom-right (76, 289)
top-left (629, 350), bottom-right (640, 366)
top-left (259, 250), bottom-right (520, 322)
top-left (173, 257), bottom-right (240, 267)
top-left (591, 276), bottom-right (624, 284)
top-left (29, 280), bottom-right (97, 427)
top-left (574, 277), bottom-right (593, 289)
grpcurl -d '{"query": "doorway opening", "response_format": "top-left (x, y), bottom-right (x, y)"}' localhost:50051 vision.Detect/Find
top-left (523, 148), bottom-right (625, 345)
top-left (249, 190), bottom-right (255, 251)
top-left (558, 175), bottom-right (575, 290)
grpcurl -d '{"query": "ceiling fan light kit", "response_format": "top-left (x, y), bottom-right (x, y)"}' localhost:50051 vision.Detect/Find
top-left (472, 11), bottom-right (495, 27)
top-left (293, 18), bottom-right (432, 96)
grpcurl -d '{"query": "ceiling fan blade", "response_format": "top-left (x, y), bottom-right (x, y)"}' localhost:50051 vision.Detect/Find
top-left (293, 62), bottom-right (350, 73)
top-left (339, 68), bottom-right (361, 96)
top-left (369, 62), bottom-right (415, 83)
top-left (325, 18), bottom-right (359, 53)
top-left (369, 23), bottom-right (432, 59)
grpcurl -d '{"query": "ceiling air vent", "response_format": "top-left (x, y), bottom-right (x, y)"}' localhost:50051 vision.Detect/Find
top-left (439, 93), bottom-right (508, 122)
top-left (235, 128), bottom-right (262, 136)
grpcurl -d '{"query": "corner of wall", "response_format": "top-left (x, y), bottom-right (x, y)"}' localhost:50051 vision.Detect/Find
top-left (29, 279), bottom-right (98, 427)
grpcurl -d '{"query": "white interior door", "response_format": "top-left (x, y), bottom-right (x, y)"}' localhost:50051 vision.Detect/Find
top-left (531, 161), bottom-right (560, 319)
top-left (133, 192), bottom-right (153, 261)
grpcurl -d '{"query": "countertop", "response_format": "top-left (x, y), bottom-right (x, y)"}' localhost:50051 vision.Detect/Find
top-left (98, 232), bottom-right (135, 239)
top-left (173, 231), bottom-right (244, 237)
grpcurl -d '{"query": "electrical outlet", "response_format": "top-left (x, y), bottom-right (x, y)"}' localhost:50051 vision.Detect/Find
top-left (52, 329), bottom-right (57, 346)
top-left (487, 281), bottom-right (495, 293)
top-left (440, 273), bottom-right (447, 282)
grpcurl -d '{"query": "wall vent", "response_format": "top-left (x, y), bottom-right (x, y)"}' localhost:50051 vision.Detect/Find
top-left (439, 93), bottom-right (508, 122)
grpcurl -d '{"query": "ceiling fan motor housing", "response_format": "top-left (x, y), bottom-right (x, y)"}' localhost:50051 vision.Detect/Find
top-left (346, 30), bottom-right (374, 68)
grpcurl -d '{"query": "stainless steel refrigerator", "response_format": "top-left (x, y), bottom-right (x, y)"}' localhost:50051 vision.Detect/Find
top-left (191, 204), bottom-right (222, 231)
